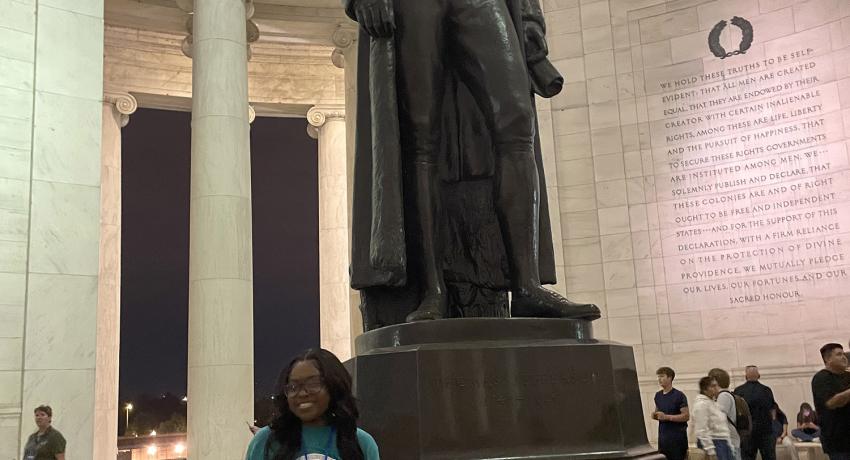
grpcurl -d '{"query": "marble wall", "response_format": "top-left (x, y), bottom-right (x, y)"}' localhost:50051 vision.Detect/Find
top-left (541, 0), bottom-right (850, 443)
top-left (0, 0), bottom-right (105, 458)
top-left (0, 0), bottom-right (36, 455)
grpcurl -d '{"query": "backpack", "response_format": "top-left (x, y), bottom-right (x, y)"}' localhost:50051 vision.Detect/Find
top-left (722, 390), bottom-right (752, 437)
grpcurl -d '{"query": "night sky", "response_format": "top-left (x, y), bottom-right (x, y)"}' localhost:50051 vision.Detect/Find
top-left (119, 108), bottom-right (320, 403)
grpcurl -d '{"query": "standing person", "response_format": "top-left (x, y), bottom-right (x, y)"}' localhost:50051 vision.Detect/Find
top-left (245, 348), bottom-right (380, 460)
top-left (734, 366), bottom-right (777, 460)
top-left (652, 367), bottom-right (690, 460)
top-left (770, 403), bottom-right (800, 460)
top-left (812, 343), bottom-right (850, 460)
top-left (693, 377), bottom-right (734, 460)
top-left (22, 405), bottom-right (66, 460)
top-left (709, 368), bottom-right (742, 460)
top-left (791, 403), bottom-right (820, 442)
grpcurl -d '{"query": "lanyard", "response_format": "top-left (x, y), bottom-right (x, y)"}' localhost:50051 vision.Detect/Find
top-left (300, 426), bottom-right (336, 460)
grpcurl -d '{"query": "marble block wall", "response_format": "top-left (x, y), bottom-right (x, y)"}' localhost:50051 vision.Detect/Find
top-left (0, 0), bottom-right (105, 458)
top-left (0, 0), bottom-right (37, 456)
top-left (542, 0), bottom-right (850, 443)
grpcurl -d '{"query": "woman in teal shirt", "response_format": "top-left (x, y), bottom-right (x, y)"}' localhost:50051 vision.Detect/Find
top-left (245, 348), bottom-right (380, 460)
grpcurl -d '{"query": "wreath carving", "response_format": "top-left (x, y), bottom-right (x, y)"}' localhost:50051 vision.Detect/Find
top-left (708, 16), bottom-right (754, 59)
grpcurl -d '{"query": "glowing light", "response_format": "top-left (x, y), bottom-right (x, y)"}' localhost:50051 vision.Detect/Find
top-left (149, 430), bottom-right (157, 436)
top-left (146, 445), bottom-right (157, 455)
top-left (125, 403), bottom-right (133, 411)
top-left (174, 443), bottom-right (185, 454)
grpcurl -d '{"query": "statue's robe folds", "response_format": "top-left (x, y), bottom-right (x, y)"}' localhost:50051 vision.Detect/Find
top-left (345, 0), bottom-right (565, 329)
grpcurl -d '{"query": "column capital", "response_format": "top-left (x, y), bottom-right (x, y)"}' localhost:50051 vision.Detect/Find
top-left (307, 105), bottom-right (345, 129)
top-left (178, 1), bottom-right (258, 59)
top-left (331, 26), bottom-right (358, 68)
top-left (104, 92), bottom-right (138, 127)
top-left (176, 0), bottom-right (254, 17)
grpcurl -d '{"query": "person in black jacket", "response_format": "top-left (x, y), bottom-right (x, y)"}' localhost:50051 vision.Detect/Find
top-left (734, 366), bottom-right (777, 460)
top-left (812, 343), bottom-right (850, 460)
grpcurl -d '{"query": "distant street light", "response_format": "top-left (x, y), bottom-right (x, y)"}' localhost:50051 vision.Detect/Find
top-left (124, 403), bottom-right (134, 431)
top-left (181, 395), bottom-right (188, 402)
top-left (147, 444), bottom-right (157, 455)
top-left (174, 443), bottom-right (185, 454)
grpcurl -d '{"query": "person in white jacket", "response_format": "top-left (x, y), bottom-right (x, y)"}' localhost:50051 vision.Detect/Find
top-left (710, 368), bottom-right (742, 460)
top-left (694, 376), bottom-right (734, 460)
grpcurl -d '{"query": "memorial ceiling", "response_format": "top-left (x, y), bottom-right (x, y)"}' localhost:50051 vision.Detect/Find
top-left (105, 0), bottom-right (349, 46)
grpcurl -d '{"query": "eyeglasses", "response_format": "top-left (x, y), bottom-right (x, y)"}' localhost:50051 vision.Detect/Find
top-left (283, 378), bottom-right (324, 398)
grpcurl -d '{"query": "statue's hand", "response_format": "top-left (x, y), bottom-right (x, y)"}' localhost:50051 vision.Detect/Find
top-left (524, 21), bottom-right (548, 63)
top-left (353, 0), bottom-right (395, 38)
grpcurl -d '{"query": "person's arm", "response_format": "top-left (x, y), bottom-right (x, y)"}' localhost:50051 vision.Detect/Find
top-left (779, 423), bottom-right (789, 443)
top-left (826, 388), bottom-right (850, 409)
top-left (358, 430), bottom-right (381, 460)
top-left (662, 406), bottom-right (689, 423)
top-left (366, 441), bottom-right (380, 460)
top-left (54, 436), bottom-right (66, 460)
top-left (693, 404), bottom-right (714, 454)
top-left (718, 393), bottom-right (735, 421)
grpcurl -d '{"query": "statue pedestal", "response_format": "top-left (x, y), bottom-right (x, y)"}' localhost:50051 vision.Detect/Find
top-left (346, 318), bottom-right (662, 460)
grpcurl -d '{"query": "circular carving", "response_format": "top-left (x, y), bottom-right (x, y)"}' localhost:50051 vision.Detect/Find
top-left (182, 35), bottom-right (193, 58)
top-left (247, 20), bottom-right (260, 43)
top-left (306, 124), bottom-right (319, 140)
top-left (307, 109), bottom-right (327, 128)
top-left (331, 48), bottom-right (346, 69)
top-left (708, 16), bottom-right (754, 59)
top-left (307, 106), bottom-right (346, 129)
top-left (245, 1), bottom-right (255, 20)
top-left (332, 26), bottom-right (357, 49)
top-left (113, 94), bottom-right (138, 115)
top-left (105, 92), bottom-right (138, 128)
top-left (185, 16), bottom-right (193, 35)
top-left (248, 105), bottom-right (256, 124)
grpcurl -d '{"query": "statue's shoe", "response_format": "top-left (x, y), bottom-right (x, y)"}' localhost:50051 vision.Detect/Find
top-left (511, 287), bottom-right (601, 320)
top-left (405, 294), bottom-right (448, 322)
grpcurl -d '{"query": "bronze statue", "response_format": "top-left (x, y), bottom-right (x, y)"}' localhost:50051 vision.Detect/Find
top-left (346, 0), bottom-right (601, 330)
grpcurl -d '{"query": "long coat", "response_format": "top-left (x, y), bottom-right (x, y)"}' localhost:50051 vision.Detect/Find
top-left (345, 0), bottom-right (562, 292)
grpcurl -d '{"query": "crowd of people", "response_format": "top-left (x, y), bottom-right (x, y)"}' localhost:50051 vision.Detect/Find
top-left (652, 343), bottom-right (850, 460)
top-left (24, 341), bottom-right (849, 460)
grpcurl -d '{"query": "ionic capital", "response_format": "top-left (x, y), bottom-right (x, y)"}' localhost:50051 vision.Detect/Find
top-left (331, 26), bottom-right (358, 69)
top-left (178, 1), bottom-right (258, 59)
top-left (307, 105), bottom-right (346, 129)
top-left (104, 92), bottom-right (138, 128)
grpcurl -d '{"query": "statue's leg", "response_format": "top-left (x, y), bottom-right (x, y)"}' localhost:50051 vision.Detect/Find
top-left (451, 0), bottom-right (600, 320)
top-left (394, 0), bottom-right (450, 322)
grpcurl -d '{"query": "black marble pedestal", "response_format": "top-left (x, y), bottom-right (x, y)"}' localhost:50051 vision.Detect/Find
top-left (346, 318), bottom-right (661, 460)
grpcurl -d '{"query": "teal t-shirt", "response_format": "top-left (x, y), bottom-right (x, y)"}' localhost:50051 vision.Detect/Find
top-left (245, 425), bottom-right (379, 460)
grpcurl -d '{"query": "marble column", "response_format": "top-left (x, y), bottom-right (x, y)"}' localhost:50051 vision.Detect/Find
top-left (93, 92), bottom-right (136, 460)
top-left (331, 26), bottom-right (364, 350)
top-left (307, 105), bottom-right (351, 360)
top-left (186, 1), bottom-right (254, 459)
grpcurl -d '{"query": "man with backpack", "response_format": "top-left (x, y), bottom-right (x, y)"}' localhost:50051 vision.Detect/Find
top-left (735, 366), bottom-right (777, 460)
top-left (710, 368), bottom-right (748, 460)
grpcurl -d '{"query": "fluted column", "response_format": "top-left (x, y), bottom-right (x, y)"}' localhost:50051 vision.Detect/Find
top-left (307, 105), bottom-right (351, 360)
top-left (93, 92), bottom-right (137, 460)
top-left (187, 1), bottom-right (254, 459)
